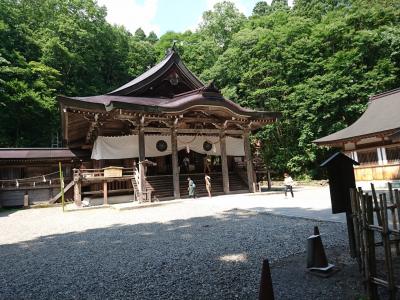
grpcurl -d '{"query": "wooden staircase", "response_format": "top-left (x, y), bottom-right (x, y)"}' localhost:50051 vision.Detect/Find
top-left (145, 172), bottom-right (248, 201)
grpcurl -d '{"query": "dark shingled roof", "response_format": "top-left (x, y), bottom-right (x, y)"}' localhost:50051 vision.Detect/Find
top-left (59, 84), bottom-right (280, 120)
top-left (0, 148), bottom-right (88, 160)
top-left (314, 88), bottom-right (400, 145)
top-left (108, 50), bottom-right (203, 96)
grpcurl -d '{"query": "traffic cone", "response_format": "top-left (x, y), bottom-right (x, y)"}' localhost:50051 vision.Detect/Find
top-left (306, 228), bottom-right (338, 277)
top-left (307, 234), bottom-right (329, 269)
top-left (258, 259), bottom-right (275, 300)
top-left (313, 226), bottom-right (320, 236)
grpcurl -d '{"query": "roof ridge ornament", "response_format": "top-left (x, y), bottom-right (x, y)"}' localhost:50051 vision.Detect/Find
top-left (201, 81), bottom-right (223, 100)
top-left (202, 80), bottom-right (221, 94)
top-left (166, 41), bottom-right (179, 56)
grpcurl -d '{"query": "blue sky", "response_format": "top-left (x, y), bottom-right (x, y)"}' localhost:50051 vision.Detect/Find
top-left (96, 0), bottom-right (291, 37)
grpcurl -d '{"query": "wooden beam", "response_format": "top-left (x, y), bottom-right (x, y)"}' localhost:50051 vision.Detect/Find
top-left (74, 179), bottom-right (82, 206)
top-left (138, 124), bottom-right (146, 202)
top-left (143, 127), bottom-right (243, 135)
top-left (171, 125), bottom-right (180, 199)
top-left (220, 130), bottom-right (230, 194)
top-left (64, 110), bottom-right (69, 145)
top-left (103, 181), bottom-right (108, 205)
top-left (23, 193), bottom-right (29, 208)
top-left (85, 121), bottom-right (98, 143)
top-left (243, 129), bottom-right (255, 193)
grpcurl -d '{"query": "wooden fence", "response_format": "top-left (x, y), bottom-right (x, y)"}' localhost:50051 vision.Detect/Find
top-left (350, 183), bottom-right (400, 299)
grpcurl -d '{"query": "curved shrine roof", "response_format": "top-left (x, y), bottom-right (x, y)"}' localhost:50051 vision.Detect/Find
top-left (59, 49), bottom-right (280, 123)
top-left (314, 88), bottom-right (400, 145)
top-left (59, 85), bottom-right (279, 120)
top-left (108, 50), bottom-right (204, 96)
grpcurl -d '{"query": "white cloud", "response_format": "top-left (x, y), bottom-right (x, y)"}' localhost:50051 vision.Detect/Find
top-left (97, 0), bottom-right (160, 35)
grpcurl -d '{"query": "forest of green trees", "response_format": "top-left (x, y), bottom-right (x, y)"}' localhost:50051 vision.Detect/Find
top-left (1, 0), bottom-right (400, 177)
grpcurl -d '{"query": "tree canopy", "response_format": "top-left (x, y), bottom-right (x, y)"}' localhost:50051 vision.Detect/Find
top-left (1, 0), bottom-right (400, 177)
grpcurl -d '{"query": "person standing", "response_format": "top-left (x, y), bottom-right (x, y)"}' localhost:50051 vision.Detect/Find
top-left (203, 155), bottom-right (212, 174)
top-left (187, 177), bottom-right (196, 198)
top-left (204, 174), bottom-right (211, 198)
top-left (182, 156), bottom-right (190, 173)
top-left (283, 173), bottom-right (294, 198)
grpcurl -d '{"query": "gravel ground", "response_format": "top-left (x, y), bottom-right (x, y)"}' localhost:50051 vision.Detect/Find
top-left (0, 200), bottom-right (358, 300)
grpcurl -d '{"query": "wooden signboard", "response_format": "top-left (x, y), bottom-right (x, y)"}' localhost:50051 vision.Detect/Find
top-left (104, 166), bottom-right (123, 178)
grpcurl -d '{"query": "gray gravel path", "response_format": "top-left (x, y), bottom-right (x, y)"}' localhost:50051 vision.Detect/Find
top-left (0, 207), bottom-right (350, 299)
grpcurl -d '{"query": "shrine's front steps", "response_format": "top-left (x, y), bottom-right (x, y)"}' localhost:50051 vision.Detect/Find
top-left (146, 172), bottom-right (248, 201)
top-left (84, 172), bottom-right (248, 205)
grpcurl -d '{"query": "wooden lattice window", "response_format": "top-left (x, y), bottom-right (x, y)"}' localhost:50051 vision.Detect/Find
top-left (357, 150), bottom-right (378, 165)
top-left (386, 146), bottom-right (400, 163)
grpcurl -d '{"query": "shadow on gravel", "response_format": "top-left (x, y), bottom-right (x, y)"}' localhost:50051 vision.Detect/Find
top-left (0, 209), bottom-right (360, 300)
top-left (0, 207), bottom-right (22, 217)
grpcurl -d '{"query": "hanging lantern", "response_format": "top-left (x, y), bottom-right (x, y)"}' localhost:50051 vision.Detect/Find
top-left (42, 175), bottom-right (46, 183)
top-left (16, 180), bottom-right (19, 188)
top-left (186, 144), bottom-right (190, 153)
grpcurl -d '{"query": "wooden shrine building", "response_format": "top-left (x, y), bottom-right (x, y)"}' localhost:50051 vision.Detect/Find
top-left (314, 88), bottom-right (400, 189)
top-left (59, 49), bottom-right (280, 205)
top-left (0, 48), bottom-right (279, 207)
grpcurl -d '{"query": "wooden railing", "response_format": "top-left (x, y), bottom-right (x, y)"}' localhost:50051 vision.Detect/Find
top-left (73, 168), bottom-right (135, 180)
top-left (72, 167), bottom-right (136, 205)
top-left (350, 183), bottom-right (400, 299)
top-left (0, 172), bottom-right (65, 190)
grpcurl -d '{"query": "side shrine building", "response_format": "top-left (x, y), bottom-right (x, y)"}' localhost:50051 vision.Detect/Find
top-left (314, 88), bottom-right (400, 189)
top-left (0, 49), bottom-right (279, 207)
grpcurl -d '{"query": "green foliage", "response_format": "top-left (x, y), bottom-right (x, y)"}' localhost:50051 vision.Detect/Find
top-left (0, 0), bottom-right (156, 146)
top-left (199, 1), bottom-right (246, 50)
top-left (134, 28), bottom-right (146, 40)
top-left (209, 1), bottom-right (400, 177)
top-left (252, 2), bottom-right (271, 17)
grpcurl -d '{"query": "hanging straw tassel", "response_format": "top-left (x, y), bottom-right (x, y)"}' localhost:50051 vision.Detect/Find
top-left (16, 180), bottom-right (19, 188)
top-left (186, 144), bottom-right (190, 153)
top-left (42, 175), bottom-right (46, 183)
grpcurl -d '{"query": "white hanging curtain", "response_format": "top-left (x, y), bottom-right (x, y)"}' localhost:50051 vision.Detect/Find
top-left (226, 137), bottom-right (245, 156)
top-left (177, 135), bottom-right (221, 155)
top-left (91, 134), bottom-right (245, 160)
top-left (91, 135), bottom-right (139, 160)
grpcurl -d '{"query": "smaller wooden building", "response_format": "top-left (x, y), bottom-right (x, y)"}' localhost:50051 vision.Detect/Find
top-left (314, 88), bottom-right (400, 188)
top-left (0, 148), bottom-right (89, 207)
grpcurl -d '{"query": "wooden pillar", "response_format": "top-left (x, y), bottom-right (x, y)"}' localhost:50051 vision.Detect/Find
top-left (103, 181), bottom-right (108, 205)
top-left (138, 123), bottom-right (146, 201)
top-left (23, 192), bottom-right (29, 208)
top-left (220, 130), bottom-right (230, 194)
top-left (243, 128), bottom-right (255, 193)
top-left (171, 126), bottom-right (180, 199)
top-left (74, 180), bottom-right (82, 206)
top-left (73, 169), bottom-right (82, 206)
